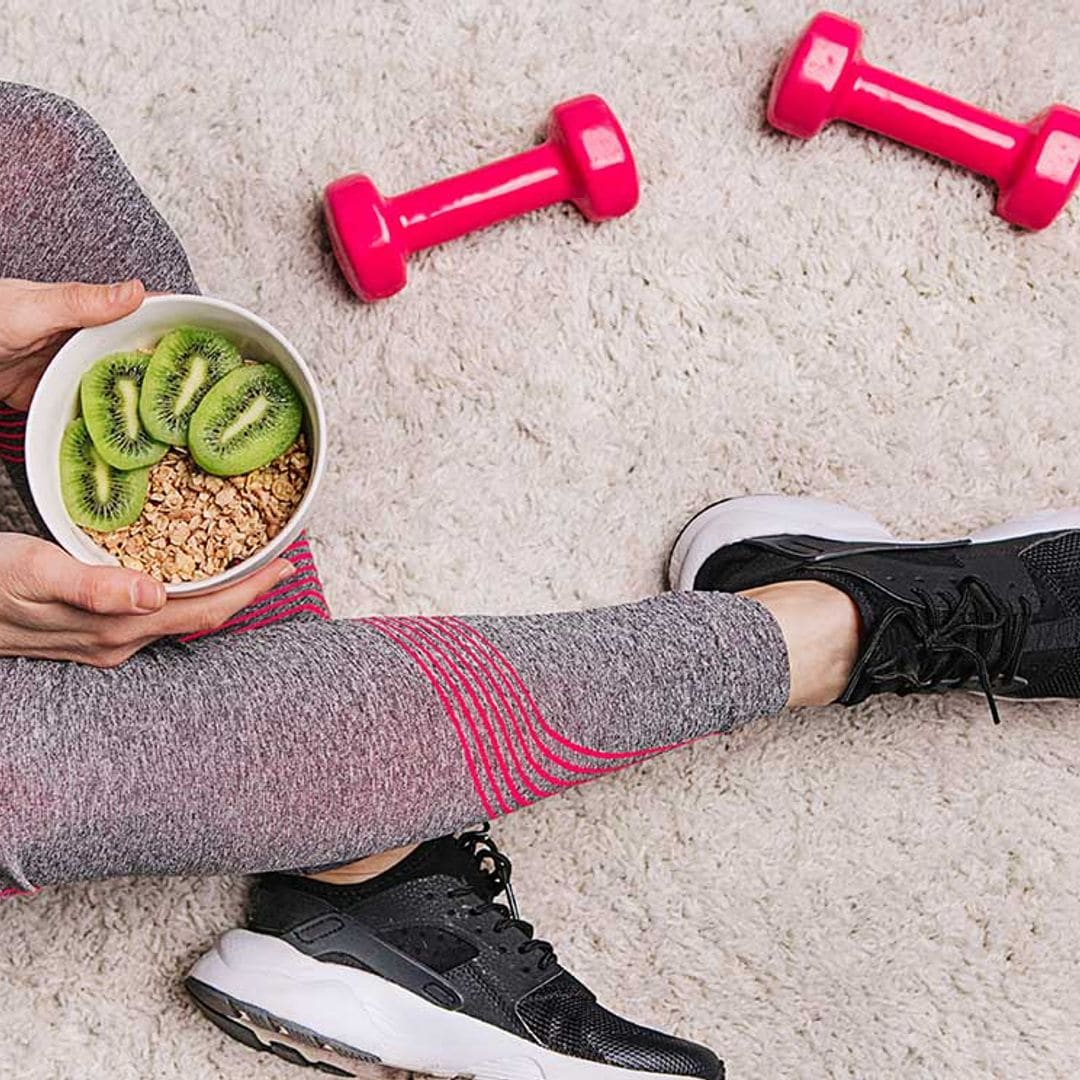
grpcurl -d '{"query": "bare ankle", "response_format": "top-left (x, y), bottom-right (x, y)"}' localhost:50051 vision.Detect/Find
top-left (306, 843), bottom-right (417, 886)
top-left (742, 580), bottom-right (862, 707)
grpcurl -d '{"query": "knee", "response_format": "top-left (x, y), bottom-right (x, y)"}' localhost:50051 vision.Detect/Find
top-left (0, 81), bottom-right (108, 155)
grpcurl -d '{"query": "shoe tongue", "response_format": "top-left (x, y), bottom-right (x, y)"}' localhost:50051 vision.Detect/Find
top-left (809, 569), bottom-right (931, 704)
top-left (388, 835), bottom-right (499, 897)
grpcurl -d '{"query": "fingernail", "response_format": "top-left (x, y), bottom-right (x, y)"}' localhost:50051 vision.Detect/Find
top-left (108, 280), bottom-right (140, 304)
top-left (132, 577), bottom-right (164, 611)
top-left (277, 562), bottom-right (297, 582)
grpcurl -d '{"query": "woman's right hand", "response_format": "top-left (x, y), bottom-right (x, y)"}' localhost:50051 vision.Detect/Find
top-left (0, 277), bottom-right (146, 410)
top-left (0, 533), bottom-right (295, 667)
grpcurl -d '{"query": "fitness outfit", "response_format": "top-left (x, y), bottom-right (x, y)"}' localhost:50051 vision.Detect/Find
top-left (0, 81), bottom-right (789, 897)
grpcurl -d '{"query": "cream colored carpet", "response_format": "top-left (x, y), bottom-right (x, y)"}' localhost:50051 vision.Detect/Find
top-left (2, 1), bottom-right (1079, 1077)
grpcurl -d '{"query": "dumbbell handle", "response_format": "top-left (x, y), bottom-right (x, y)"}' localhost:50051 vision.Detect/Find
top-left (388, 142), bottom-right (572, 254)
top-left (838, 61), bottom-right (1028, 184)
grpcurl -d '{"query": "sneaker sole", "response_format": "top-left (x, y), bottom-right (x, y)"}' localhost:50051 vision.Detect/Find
top-left (187, 929), bottom-right (722, 1080)
top-left (667, 495), bottom-right (894, 591)
top-left (668, 495), bottom-right (1080, 592)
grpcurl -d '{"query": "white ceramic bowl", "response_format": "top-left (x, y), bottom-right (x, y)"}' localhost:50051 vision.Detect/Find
top-left (26, 294), bottom-right (326, 596)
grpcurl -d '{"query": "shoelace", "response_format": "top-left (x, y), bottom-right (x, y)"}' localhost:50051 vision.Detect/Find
top-left (858, 577), bottom-right (1032, 724)
top-left (450, 824), bottom-right (558, 971)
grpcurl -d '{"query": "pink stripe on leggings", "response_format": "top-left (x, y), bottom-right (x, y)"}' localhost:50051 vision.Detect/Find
top-left (415, 617), bottom-right (571, 793)
top-left (232, 602), bottom-right (334, 635)
top-left (371, 617), bottom-right (513, 815)
top-left (448, 617), bottom-right (683, 761)
top-left (384, 617), bottom-right (537, 807)
top-left (0, 885), bottom-right (39, 901)
top-left (362, 617), bottom-right (496, 818)
top-left (177, 587), bottom-right (330, 643)
top-left (429, 617), bottom-right (622, 778)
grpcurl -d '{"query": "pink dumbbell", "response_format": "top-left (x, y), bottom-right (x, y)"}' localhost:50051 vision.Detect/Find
top-left (324, 95), bottom-right (639, 301)
top-left (768, 11), bottom-right (1080, 230)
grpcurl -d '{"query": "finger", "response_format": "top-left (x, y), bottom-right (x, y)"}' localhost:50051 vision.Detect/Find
top-left (34, 279), bottom-right (146, 335)
top-left (24, 548), bottom-right (167, 616)
top-left (150, 559), bottom-right (297, 638)
top-left (0, 623), bottom-right (133, 666)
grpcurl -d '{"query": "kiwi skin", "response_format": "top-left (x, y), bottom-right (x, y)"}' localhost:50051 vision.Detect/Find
top-left (60, 418), bottom-right (149, 531)
top-left (80, 352), bottom-right (169, 470)
top-left (140, 327), bottom-right (243, 447)
top-left (188, 363), bottom-right (304, 477)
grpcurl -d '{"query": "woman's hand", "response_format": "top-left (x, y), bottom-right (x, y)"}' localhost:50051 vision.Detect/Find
top-left (0, 277), bottom-right (146, 410)
top-left (0, 533), bottom-right (296, 667)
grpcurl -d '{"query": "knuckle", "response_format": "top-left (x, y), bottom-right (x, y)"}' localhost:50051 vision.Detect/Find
top-left (20, 546), bottom-right (57, 595)
top-left (91, 647), bottom-right (132, 669)
top-left (193, 607), bottom-right (224, 633)
top-left (22, 543), bottom-right (51, 581)
top-left (80, 575), bottom-right (113, 614)
top-left (59, 282), bottom-right (92, 318)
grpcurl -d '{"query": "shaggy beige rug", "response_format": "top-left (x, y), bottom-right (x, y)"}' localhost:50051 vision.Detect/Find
top-left (2, 1), bottom-right (1079, 1077)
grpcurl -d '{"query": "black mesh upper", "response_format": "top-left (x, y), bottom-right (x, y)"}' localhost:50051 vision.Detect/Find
top-left (519, 971), bottom-right (723, 1078)
top-left (379, 923), bottom-right (478, 973)
top-left (1022, 532), bottom-right (1080, 617)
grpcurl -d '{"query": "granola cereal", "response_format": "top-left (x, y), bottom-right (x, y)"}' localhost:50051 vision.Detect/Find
top-left (84, 435), bottom-right (310, 584)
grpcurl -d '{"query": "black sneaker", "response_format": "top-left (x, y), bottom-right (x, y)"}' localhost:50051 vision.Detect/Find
top-left (186, 827), bottom-right (723, 1080)
top-left (669, 494), bottom-right (1080, 721)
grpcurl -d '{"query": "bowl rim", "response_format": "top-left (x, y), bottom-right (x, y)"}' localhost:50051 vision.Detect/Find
top-left (25, 293), bottom-right (327, 597)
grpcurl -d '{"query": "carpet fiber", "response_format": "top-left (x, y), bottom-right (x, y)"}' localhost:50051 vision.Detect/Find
top-left (2, 2), bottom-right (1079, 1077)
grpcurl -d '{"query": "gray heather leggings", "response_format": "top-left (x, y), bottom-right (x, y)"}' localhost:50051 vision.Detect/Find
top-left (0, 83), bottom-right (790, 897)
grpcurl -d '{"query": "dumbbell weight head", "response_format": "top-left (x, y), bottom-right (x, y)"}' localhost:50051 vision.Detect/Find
top-left (767, 12), bottom-right (862, 139)
top-left (324, 175), bottom-right (407, 302)
top-left (996, 105), bottom-right (1080, 230)
top-left (546, 95), bottom-right (640, 221)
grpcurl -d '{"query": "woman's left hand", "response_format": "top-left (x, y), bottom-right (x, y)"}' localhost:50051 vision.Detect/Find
top-left (0, 277), bottom-right (146, 410)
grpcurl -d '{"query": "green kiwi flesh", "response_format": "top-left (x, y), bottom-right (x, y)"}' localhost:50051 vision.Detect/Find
top-left (60, 418), bottom-right (149, 531)
top-left (80, 352), bottom-right (168, 470)
top-left (140, 327), bottom-right (243, 446)
top-left (188, 363), bottom-right (304, 476)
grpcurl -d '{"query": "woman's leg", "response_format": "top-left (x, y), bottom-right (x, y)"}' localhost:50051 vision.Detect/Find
top-left (174, 492), bottom-right (1080, 1080)
top-left (0, 82), bottom-right (328, 628)
top-left (1, 590), bottom-right (789, 890)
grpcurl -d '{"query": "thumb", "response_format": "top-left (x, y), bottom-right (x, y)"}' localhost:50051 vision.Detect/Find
top-left (40, 557), bottom-right (167, 615)
top-left (37, 279), bottom-right (146, 334)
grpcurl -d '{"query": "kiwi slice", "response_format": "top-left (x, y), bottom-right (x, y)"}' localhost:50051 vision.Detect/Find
top-left (60, 418), bottom-right (149, 531)
top-left (188, 363), bottom-right (304, 476)
top-left (140, 327), bottom-right (242, 446)
top-left (80, 352), bottom-right (169, 470)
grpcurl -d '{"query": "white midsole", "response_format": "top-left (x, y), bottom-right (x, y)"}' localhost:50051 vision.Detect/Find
top-left (668, 495), bottom-right (894, 591)
top-left (189, 929), bottom-right (710, 1080)
top-left (668, 495), bottom-right (1080, 592)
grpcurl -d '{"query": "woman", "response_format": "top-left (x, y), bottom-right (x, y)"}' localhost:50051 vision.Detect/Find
top-left (2, 82), bottom-right (1076, 1080)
